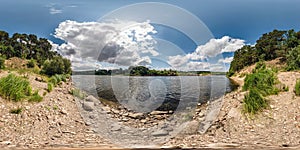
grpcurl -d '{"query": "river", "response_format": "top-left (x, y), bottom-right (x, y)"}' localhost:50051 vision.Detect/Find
top-left (72, 75), bottom-right (237, 112)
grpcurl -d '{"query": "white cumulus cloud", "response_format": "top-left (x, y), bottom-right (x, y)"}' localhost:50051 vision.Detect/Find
top-left (218, 57), bottom-right (234, 64)
top-left (168, 36), bottom-right (244, 71)
top-left (52, 20), bottom-right (158, 70)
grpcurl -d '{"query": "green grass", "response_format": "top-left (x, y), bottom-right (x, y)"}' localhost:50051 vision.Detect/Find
top-left (47, 82), bottom-right (53, 92)
top-left (28, 90), bottom-right (43, 102)
top-left (10, 108), bottom-right (23, 114)
top-left (243, 62), bottom-right (279, 96)
top-left (295, 79), bottom-right (300, 96)
top-left (0, 74), bottom-right (32, 101)
top-left (70, 88), bottom-right (85, 99)
top-left (48, 74), bottom-right (69, 87)
top-left (242, 62), bottom-right (279, 115)
top-left (243, 89), bottom-right (268, 115)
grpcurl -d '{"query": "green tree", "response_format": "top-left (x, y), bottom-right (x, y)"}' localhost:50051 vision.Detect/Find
top-left (41, 56), bottom-right (72, 76)
top-left (286, 45), bottom-right (300, 71)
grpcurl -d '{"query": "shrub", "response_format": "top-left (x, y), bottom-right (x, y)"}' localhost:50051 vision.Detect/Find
top-left (295, 79), bottom-right (300, 96)
top-left (286, 45), bottom-right (300, 71)
top-left (243, 62), bottom-right (279, 96)
top-left (28, 90), bottom-right (43, 102)
top-left (0, 56), bottom-right (5, 69)
top-left (243, 89), bottom-right (268, 115)
top-left (27, 59), bottom-right (36, 68)
top-left (41, 56), bottom-right (71, 76)
top-left (0, 74), bottom-right (31, 101)
top-left (10, 108), bottom-right (22, 114)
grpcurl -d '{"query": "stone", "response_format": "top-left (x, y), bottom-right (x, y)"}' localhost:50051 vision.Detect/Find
top-left (60, 109), bottom-right (68, 115)
top-left (150, 111), bottom-right (169, 115)
top-left (151, 129), bottom-right (169, 136)
top-left (206, 143), bottom-right (240, 148)
top-left (85, 95), bottom-right (98, 102)
top-left (198, 112), bottom-right (205, 118)
top-left (83, 102), bottom-right (94, 111)
top-left (227, 108), bottom-right (241, 120)
top-left (111, 124), bottom-right (121, 131)
top-left (129, 113), bottom-right (144, 119)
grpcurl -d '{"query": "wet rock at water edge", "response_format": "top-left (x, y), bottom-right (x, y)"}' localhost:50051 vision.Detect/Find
top-left (85, 95), bottom-right (98, 102)
top-left (83, 102), bottom-right (94, 111)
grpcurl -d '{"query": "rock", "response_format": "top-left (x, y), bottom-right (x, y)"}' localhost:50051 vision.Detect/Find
top-left (111, 124), bottom-right (121, 131)
top-left (206, 143), bottom-right (240, 148)
top-left (83, 102), bottom-right (94, 111)
top-left (150, 111), bottom-right (169, 115)
top-left (60, 109), bottom-right (68, 115)
top-left (151, 129), bottom-right (169, 136)
top-left (1, 141), bottom-right (11, 145)
top-left (85, 95), bottom-right (98, 102)
top-left (179, 120), bottom-right (199, 135)
top-left (198, 112), bottom-right (205, 118)
top-left (129, 113), bottom-right (144, 119)
top-left (227, 108), bottom-right (240, 120)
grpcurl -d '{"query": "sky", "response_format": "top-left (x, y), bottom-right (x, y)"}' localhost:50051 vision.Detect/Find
top-left (1, 0), bottom-right (300, 71)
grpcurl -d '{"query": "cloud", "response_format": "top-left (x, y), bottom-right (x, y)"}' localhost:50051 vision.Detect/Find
top-left (52, 20), bottom-right (158, 70)
top-left (168, 36), bottom-right (244, 71)
top-left (218, 57), bottom-right (234, 63)
top-left (194, 36), bottom-right (245, 58)
top-left (49, 7), bottom-right (62, 14)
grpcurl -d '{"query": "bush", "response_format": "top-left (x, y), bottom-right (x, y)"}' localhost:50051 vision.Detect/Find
top-left (0, 74), bottom-right (32, 101)
top-left (243, 89), bottom-right (268, 115)
top-left (27, 59), bottom-right (36, 68)
top-left (0, 56), bottom-right (5, 69)
top-left (48, 74), bottom-right (69, 87)
top-left (295, 79), bottom-right (300, 96)
top-left (243, 62), bottom-right (279, 96)
top-left (41, 56), bottom-right (71, 76)
top-left (28, 90), bottom-right (43, 102)
top-left (286, 45), bottom-right (300, 71)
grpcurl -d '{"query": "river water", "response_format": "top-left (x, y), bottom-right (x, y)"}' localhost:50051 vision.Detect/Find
top-left (72, 75), bottom-right (237, 113)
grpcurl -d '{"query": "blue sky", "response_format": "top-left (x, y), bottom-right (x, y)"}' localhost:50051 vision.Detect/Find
top-left (1, 0), bottom-right (300, 71)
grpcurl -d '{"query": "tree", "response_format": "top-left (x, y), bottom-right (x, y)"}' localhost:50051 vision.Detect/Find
top-left (286, 45), bottom-right (300, 71)
top-left (41, 56), bottom-right (72, 76)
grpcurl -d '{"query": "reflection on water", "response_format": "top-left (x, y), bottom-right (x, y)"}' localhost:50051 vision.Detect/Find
top-left (72, 75), bottom-right (236, 112)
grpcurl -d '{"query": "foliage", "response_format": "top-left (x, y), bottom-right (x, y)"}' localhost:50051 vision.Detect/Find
top-left (0, 55), bottom-right (5, 69)
top-left (228, 29), bottom-right (300, 76)
top-left (295, 79), bottom-right (300, 96)
top-left (286, 45), bottom-right (300, 71)
top-left (41, 56), bottom-right (71, 76)
top-left (27, 58), bottom-right (36, 68)
top-left (243, 89), bottom-right (268, 115)
top-left (10, 108), bottom-right (23, 114)
top-left (28, 90), bottom-right (43, 102)
top-left (0, 74), bottom-right (31, 101)
top-left (48, 74), bottom-right (69, 87)
top-left (129, 66), bottom-right (178, 76)
top-left (243, 62), bottom-right (279, 96)
top-left (47, 82), bottom-right (53, 92)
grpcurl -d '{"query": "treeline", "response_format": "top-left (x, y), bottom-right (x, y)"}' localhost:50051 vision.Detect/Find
top-left (0, 30), bottom-right (71, 76)
top-left (228, 29), bottom-right (300, 76)
top-left (129, 66), bottom-right (178, 76)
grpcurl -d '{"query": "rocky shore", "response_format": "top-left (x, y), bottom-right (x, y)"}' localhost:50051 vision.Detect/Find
top-left (1, 70), bottom-right (300, 149)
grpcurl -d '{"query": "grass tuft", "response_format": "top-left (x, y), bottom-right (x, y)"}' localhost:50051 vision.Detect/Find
top-left (243, 89), bottom-right (268, 115)
top-left (295, 79), bottom-right (300, 96)
top-left (28, 90), bottom-right (43, 102)
top-left (0, 74), bottom-right (31, 101)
